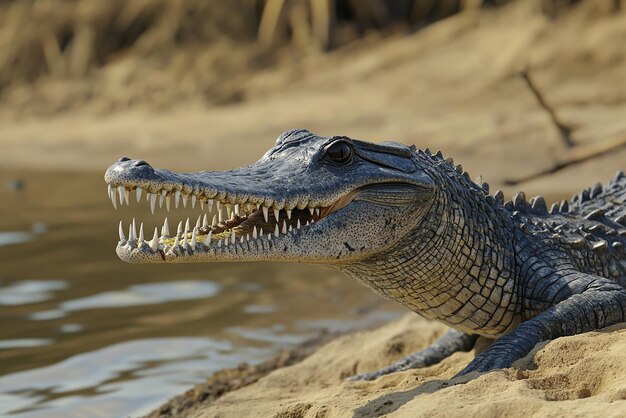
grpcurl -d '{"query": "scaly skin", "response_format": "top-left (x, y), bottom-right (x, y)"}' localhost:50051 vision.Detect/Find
top-left (104, 129), bottom-right (626, 380)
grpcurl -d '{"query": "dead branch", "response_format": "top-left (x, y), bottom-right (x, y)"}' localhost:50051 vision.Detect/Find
top-left (504, 133), bottom-right (626, 185)
top-left (520, 68), bottom-right (575, 148)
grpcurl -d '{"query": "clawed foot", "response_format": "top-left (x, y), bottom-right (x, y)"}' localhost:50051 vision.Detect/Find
top-left (346, 330), bottom-right (478, 381)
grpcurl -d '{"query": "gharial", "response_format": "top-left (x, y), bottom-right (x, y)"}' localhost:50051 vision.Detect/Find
top-left (104, 129), bottom-right (626, 380)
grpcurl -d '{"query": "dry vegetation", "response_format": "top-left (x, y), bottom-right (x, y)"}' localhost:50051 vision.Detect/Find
top-left (0, 0), bottom-right (588, 117)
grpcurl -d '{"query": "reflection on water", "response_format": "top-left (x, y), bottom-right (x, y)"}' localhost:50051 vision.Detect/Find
top-left (0, 339), bottom-right (52, 350)
top-left (0, 169), bottom-right (402, 417)
top-left (0, 280), bottom-right (67, 306)
top-left (0, 224), bottom-right (47, 247)
top-left (61, 281), bottom-right (221, 310)
top-left (0, 232), bottom-right (34, 247)
top-left (0, 338), bottom-right (272, 418)
top-left (30, 280), bottom-right (221, 320)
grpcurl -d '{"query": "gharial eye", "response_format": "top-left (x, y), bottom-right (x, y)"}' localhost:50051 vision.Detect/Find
top-left (325, 141), bottom-right (353, 164)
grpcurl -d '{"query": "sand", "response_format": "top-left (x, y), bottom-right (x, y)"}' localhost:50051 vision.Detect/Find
top-left (199, 315), bottom-right (626, 418)
top-left (2, 1), bottom-right (626, 417)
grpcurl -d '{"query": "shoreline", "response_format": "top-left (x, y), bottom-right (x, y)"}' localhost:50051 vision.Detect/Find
top-left (149, 315), bottom-right (626, 417)
top-left (144, 330), bottom-right (347, 418)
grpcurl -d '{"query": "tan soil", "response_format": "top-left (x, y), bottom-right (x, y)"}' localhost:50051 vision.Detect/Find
top-left (198, 316), bottom-right (626, 418)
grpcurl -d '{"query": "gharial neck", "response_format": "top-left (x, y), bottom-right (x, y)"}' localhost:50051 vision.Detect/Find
top-left (338, 169), bottom-right (520, 337)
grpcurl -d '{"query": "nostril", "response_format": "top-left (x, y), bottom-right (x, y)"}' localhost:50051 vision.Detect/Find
top-left (133, 160), bottom-right (150, 167)
top-left (118, 157), bottom-right (131, 162)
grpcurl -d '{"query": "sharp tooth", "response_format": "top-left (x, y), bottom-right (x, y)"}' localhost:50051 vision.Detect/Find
top-left (202, 214), bottom-right (208, 228)
top-left (124, 189), bottom-right (130, 205)
top-left (216, 201), bottom-right (221, 212)
top-left (162, 218), bottom-right (170, 237)
top-left (234, 204), bottom-right (240, 216)
top-left (208, 199), bottom-right (214, 212)
top-left (166, 195), bottom-right (171, 212)
top-left (205, 230), bottom-right (212, 245)
top-left (160, 190), bottom-right (166, 207)
top-left (110, 188), bottom-right (117, 209)
top-left (218, 239), bottom-right (223, 248)
top-left (196, 215), bottom-right (202, 230)
top-left (282, 220), bottom-right (287, 234)
top-left (315, 208), bottom-right (320, 217)
top-left (267, 233), bottom-right (272, 240)
top-left (173, 235), bottom-right (180, 248)
top-left (136, 187), bottom-right (143, 203)
top-left (132, 218), bottom-right (137, 239)
top-left (289, 225), bottom-right (293, 232)
top-left (256, 203), bottom-right (261, 210)
top-left (297, 219), bottom-right (301, 229)
top-left (118, 187), bottom-right (125, 205)
top-left (191, 228), bottom-right (197, 250)
top-left (218, 207), bottom-right (223, 223)
top-left (108, 184), bottom-right (112, 198)
top-left (119, 220), bottom-right (125, 240)
top-left (274, 224), bottom-right (279, 237)
top-left (128, 224), bottom-right (135, 241)
top-left (253, 226), bottom-right (258, 239)
top-left (286, 209), bottom-right (292, 219)
top-left (309, 207), bottom-right (314, 216)
top-left (263, 207), bottom-right (269, 222)
top-left (246, 233), bottom-right (250, 241)
top-left (176, 221), bottom-right (183, 236)
top-left (184, 218), bottom-right (190, 237)
top-left (274, 209), bottom-right (280, 222)
top-left (150, 228), bottom-right (159, 252)
top-left (200, 199), bottom-right (204, 210)
top-left (139, 223), bottom-right (144, 242)
top-left (240, 236), bottom-right (244, 243)
top-left (231, 230), bottom-right (236, 244)
top-left (175, 190), bottom-right (181, 208)
top-left (182, 231), bottom-right (188, 247)
top-left (212, 215), bottom-right (217, 226)
top-left (246, 203), bottom-right (252, 212)
top-left (150, 193), bottom-right (156, 214)
top-left (306, 220), bottom-right (310, 226)
top-left (182, 193), bottom-right (188, 208)
top-left (226, 204), bottom-right (232, 219)
top-left (191, 194), bottom-right (196, 209)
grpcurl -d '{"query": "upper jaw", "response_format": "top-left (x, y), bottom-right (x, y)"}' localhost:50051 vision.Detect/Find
top-left (104, 157), bottom-right (341, 210)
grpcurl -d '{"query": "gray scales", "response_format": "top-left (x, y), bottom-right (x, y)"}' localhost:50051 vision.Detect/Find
top-left (104, 129), bottom-right (626, 380)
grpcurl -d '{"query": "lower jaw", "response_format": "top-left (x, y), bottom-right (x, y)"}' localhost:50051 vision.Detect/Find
top-left (115, 219), bottom-right (316, 263)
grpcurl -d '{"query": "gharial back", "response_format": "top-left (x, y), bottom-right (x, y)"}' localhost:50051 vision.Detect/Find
top-left (505, 171), bottom-right (626, 287)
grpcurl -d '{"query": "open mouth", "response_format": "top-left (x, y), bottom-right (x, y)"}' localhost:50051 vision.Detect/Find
top-left (106, 182), bottom-right (347, 261)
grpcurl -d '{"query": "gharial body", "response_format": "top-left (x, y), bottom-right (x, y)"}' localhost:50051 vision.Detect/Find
top-left (105, 129), bottom-right (626, 380)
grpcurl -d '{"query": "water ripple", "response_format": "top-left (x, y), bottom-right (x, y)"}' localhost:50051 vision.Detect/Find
top-left (0, 280), bottom-right (67, 306)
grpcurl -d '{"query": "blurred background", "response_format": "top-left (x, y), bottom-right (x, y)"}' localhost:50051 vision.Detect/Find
top-left (0, 0), bottom-right (625, 417)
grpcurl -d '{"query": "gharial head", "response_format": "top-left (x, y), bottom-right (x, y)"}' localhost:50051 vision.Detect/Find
top-left (104, 129), bottom-right (438, 265)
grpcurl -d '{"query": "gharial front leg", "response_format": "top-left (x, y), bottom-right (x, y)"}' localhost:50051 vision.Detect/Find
top-left (456, 272), bottom-right (626, 377)
top-left (347, 328), bottom-right (477, 381)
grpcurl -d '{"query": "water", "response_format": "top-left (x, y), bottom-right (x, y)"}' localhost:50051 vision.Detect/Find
top-left (0, 169), bottom-right (401, 417)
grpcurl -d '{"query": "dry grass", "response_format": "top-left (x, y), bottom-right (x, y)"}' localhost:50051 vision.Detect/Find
top-left (0, 0), bottom-right (602, 116)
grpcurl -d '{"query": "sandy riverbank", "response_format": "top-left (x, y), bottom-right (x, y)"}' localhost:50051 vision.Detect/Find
top-left (194, 315), bottom-right (626, 418)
